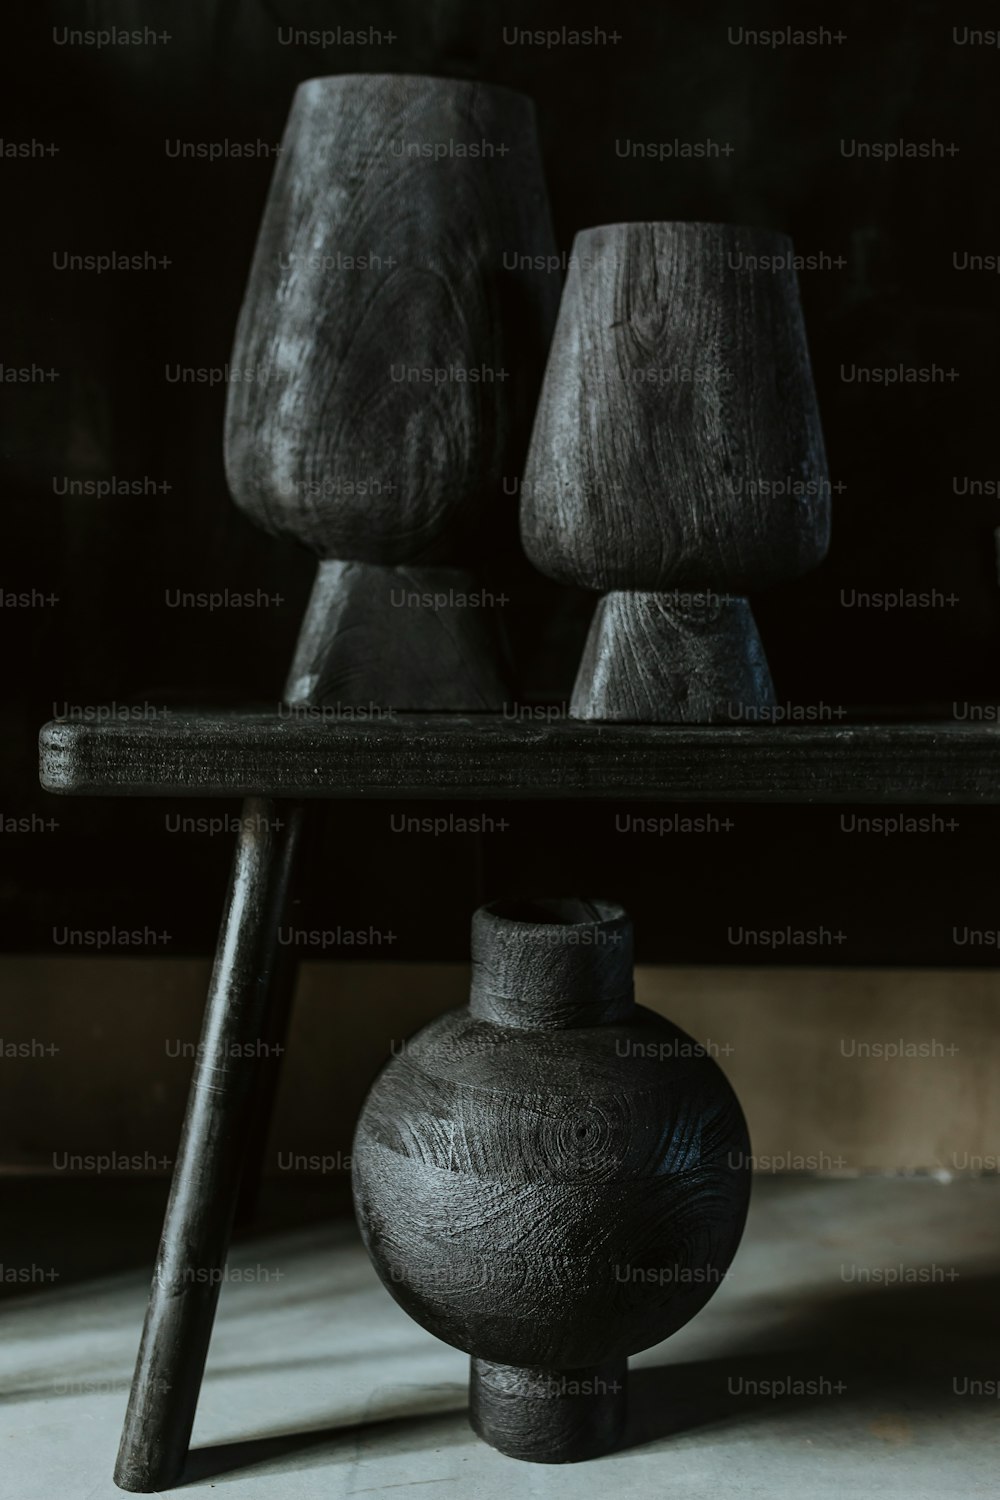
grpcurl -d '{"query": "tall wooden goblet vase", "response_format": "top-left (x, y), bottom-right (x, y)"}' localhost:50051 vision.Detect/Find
top-left (521, 222), bottom-right (830, 722)
top-left (225, 74), bottom-right (560, 710)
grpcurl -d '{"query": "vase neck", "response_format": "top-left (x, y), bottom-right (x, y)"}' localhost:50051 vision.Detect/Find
top-left (469, 898), bottom-right (634, 1029)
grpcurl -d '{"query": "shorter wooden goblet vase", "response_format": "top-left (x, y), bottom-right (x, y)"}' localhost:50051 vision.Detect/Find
top-left (352, 898), bottom-right (751, 1462)
top-left (521, 221), bottom-right (831, 722)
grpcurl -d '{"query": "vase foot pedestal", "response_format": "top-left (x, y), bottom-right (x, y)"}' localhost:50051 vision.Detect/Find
top-left (570, 589), bottom-right (776, 724)
top-left (285, 560), bottom-right (512, 711)
top-left (469, 1357), bottom-right (628, 1463)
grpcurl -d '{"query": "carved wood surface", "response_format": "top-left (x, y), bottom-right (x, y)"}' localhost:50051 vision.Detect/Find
top-left (469, 1355), bottom-right (627, 1463)
top-left (39, 714), bottom-right (1000, 803)
top-left (225, 74), bottom-right (559, 565)
top-left (571, 590), bottom-right (775, 721)
top-left (351, 898), bottom-right (750, 1461)
top-left (284, 560), bottom-right (512, 710)
top-left (353, 1005), bottom-right (750, 1367)
top-left (521, 221), bottom-right (830, 592)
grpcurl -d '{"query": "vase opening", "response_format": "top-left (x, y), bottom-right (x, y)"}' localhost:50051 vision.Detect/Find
top-left (486, 896), bottom-right (625, 927)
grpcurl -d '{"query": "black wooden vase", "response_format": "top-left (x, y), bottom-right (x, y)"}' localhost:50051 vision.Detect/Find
top-left (521, 222), bottom-right (830, 722)
top-left (225, 74), bottom-right (559, 710)
top-left (352, 897), bottom-right (751, 1462)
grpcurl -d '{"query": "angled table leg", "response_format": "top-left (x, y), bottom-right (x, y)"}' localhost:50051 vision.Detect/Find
top-left (232, 923), bottom-right (298, 1229)
top-left (114, 796), bottom-right (303, 1492)
top-left (235, 801), bottom-right (319, 1228)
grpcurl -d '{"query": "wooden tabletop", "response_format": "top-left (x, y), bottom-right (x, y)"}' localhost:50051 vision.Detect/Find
top-left (38, 711), bottom-right (1000, 803)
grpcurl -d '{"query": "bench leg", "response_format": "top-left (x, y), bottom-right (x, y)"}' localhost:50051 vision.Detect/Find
top-left (234, 800), bottom-right (318, 1227)
top-left (114, 796), bottom-right (303, 1492)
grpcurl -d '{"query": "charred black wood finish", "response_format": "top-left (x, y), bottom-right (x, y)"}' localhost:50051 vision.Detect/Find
top-left (225, 74), bottom-right (559, 711)
top-left (352, 898), bottom-right (751, 1463)
top-left (40, 713), bottom-right (1000, 805)
top-left (285, 561), bottom-right (511, 710)
top-left (572, 591), bottom-right (774, 723)
top-left (521, 221), bottom-right (830, 722)
top-left (114, 797), bottom-right (303, 1492)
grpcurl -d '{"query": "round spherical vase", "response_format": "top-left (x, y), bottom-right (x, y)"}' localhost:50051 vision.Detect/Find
top-left (352, 898), bottom-right (751, 1463)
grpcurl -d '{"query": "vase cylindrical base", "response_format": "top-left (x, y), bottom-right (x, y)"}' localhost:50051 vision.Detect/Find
top-left (469, 1356), bottom-right (628, 1463)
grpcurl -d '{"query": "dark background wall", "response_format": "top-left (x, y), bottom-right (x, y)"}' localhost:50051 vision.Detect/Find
top-left (4, 0), bottom-right (1000, 963)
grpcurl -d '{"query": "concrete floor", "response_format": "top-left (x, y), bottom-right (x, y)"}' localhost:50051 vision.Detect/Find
top-left (2, 1176), bottom-right (998, 1498)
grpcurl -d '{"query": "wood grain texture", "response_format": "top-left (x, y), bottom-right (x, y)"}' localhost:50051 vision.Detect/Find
top-left (469, 897), bottom-right (634, 1028)
top-left (285, 560), bottom-right (511, 710)
top-left (469, 1356), bottom-right (627, 1463)
top-left (39, 714), bottom-right (1000, 803)
top-left (521, 221), bottom-right (830, 592)
top-left (113, 572), bottom-right (331, 1490)
top-left (571, 590), bottom-right (775, 722)
top-left (113, 798), bottom-right (301, 1492)
top-left (225, 75), bottom-right (559, 565)
top-left (351, 898), bottom-right (750, 1462)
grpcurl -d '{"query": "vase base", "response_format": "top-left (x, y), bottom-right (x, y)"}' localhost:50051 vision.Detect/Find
top-left (469, 1356), bottom-right (627, 1463)
top-left (284, 560), bottom-right (512, 710)
top-left (570, 589), bottom-right (775, 724)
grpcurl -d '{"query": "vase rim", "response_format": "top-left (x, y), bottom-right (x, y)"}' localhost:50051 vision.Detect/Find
top-left (573, 221), bottom-right (793, 241)
top-left (295, 73), bottom-right (533, 104)
top-left (470, 898), bottom-right (634, 1028)
top-left (478, 897), bottom-right (627, 930)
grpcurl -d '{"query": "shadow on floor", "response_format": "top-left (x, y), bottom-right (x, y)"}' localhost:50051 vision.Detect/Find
top-left (182, 1388), bottom-right (466, 1484)
top-left (177, 1268), bottom-right (1000, 1479)
top-left (623, 1267), bottom-right (1000, 1453)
